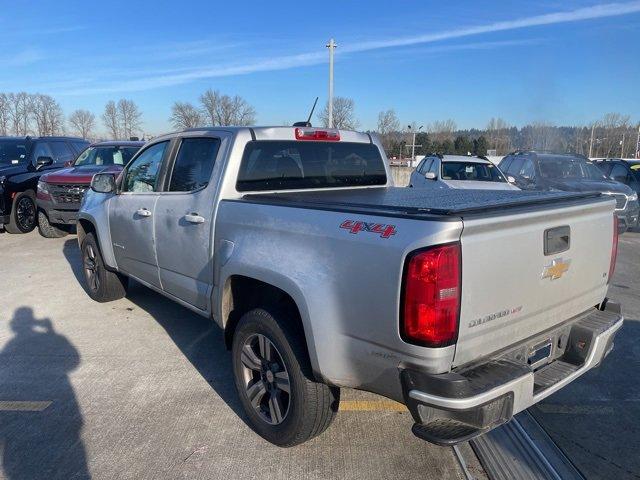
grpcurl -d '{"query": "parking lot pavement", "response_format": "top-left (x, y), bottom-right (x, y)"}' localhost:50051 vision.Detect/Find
top-left (0, 231), bottom-right (469, 480)
top-left (531, 230), bottom-right (640, 480)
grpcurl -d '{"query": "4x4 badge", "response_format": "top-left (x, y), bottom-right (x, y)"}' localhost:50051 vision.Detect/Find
top-left (340, 220), bottom-right (397, 239)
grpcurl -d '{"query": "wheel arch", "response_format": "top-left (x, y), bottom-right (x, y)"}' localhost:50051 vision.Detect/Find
top-left (220, 273), bottom-right (322, 381)
top-left (77, 213), bottom-right (118, 270)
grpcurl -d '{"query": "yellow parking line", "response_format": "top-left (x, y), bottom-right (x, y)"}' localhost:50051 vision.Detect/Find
top-left (339, 400), bottom-right (407, 412)
top-left (0, 401), bottom-right (52, 412)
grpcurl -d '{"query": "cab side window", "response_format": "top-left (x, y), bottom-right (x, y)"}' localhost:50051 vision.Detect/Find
top-left (49, 141), bottom-right (75, 164)
top-left (31, 142), bottom-right (52, 163)
top-left (168, 138), bottom-right (220, 192)
top-left (123, 142), bottom-right (169, 193)
top-left (610, 164), bottom-right (629, 184)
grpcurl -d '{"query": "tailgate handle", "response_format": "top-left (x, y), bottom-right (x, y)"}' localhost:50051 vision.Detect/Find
top-left (544, 226), bottom-right (570, 256)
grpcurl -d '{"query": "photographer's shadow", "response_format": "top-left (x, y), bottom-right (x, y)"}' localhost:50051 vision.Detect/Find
top-left (0, 307), bottom-right (89, 480)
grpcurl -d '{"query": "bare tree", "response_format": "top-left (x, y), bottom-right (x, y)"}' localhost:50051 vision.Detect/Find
top-left (7, 92), bottom-right (32, 135)
top-left (169, 101), bottom-right (203, 130)
top-left (377, 109), bottom-right (401, 153)
top-left (428, 119), bottom-right (457, 143)
top-left (102, 101), bottom-right (119, 139)
top-left (117, 99), bottom-right (142, 139)
top-left (31, 94), bottom-right (65, 136)
top-left (68, 109), bottom-right (96, 139)
top-left (0, 93), bottom-right (9, 135)
top-left (318, 97), bottom-right (359, 129)
top-left (199, 89), bottom-right (256, 126)
top-left (595, 113), bottom-right (631, 157)
top-left (486, 117), bottom-right (510, 154)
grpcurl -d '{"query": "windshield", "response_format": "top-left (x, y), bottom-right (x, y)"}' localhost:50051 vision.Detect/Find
top-left (539, 157), bottom-right (607, 180)
top-left (441, 161), bottom-right (506, 182)
top-left (237, 141), bottom-right (387, 191)
top-left (74, 146), bottom-right (140, 167)
top-left (0, 140), bottom-right (29, 165)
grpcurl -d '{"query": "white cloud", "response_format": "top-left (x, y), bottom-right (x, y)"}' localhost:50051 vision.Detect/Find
top-left (47, 1), bottom-right (640, 95)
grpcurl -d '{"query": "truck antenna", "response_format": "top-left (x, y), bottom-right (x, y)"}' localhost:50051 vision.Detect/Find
top-left (293, 97), bottom-right (319, 127)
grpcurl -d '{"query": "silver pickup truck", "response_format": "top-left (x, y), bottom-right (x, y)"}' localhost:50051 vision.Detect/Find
top-left (78, 126), bottom-right (623, 447)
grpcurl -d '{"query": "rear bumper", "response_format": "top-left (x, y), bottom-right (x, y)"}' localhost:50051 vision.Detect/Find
top-left (401, 301), bottom-right (623, 445)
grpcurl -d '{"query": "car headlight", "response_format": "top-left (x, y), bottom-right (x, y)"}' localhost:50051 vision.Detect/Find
top-left (37, 180), bottom-right (49, 194)
top-left (628, 192), bottom-right (638, 202)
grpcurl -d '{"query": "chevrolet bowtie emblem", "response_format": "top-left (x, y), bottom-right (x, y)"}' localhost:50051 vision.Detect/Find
top-left (542, 258), bottom-right (571, 280)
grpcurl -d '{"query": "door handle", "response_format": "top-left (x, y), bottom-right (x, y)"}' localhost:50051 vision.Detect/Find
top-left (136, 208), bottom-right (152, 217)
top-left (184, 213), bottom-right (205, 224)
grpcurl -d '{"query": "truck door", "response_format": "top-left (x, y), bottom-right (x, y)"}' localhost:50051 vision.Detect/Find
top-left (154, 135), bottom-right (223, 310)
top-left (109, 140), bottom-right (171, 288)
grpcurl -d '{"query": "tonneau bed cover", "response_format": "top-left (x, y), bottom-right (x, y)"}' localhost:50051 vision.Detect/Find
top-left (243, 187), bottom-right (606, 218)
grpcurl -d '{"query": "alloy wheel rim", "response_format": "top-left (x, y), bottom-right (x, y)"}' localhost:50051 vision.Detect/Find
top-left (239, 333), bottom-right (291, 425)
top-left (83, 244), bottom-right (100, 292)
top-left (16, 197), bottom-right (35, 231)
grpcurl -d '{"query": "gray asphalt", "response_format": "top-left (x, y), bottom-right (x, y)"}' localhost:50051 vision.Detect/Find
top-left (531, 229), bottom-right (640, 480)
top-left (0, 231), bottom-right (469, 480)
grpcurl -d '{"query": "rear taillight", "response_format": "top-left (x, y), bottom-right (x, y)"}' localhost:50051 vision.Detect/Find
top-left (608, 215), bottom-right (619, 283)
top-left (401, 243), bottom-right (461, 347)
top-left (295, 127), bottom-right (340, 141)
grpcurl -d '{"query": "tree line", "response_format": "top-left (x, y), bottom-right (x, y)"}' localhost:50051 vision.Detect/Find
top-left (0, 90), bottom-right (637, 159)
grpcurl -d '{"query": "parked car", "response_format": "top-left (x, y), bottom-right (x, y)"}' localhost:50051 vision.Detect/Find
top-left (594, 158), bottom-right (640, 197)
top-left (0, 136), bottom-right (89, 233)
top-left (78, 126), bottom-right (622, 447)
top-left (500, 151), bottom-right (639, 230)
top-left (409, 154), bottom-right (519, 190)
top-left (36, 141), bottom-right (144, 237)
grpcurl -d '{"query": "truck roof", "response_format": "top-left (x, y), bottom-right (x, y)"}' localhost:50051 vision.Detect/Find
top-left (156, 126), bottom-right (374, 144)
top-left (89, 140), bottom-right (145, 148)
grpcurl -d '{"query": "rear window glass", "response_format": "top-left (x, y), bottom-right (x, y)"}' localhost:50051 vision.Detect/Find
top-left (236, 141), bottom-right (387, 192)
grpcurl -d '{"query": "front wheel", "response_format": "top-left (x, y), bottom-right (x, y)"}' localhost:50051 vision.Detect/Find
top-left (37, 210), bottom-right (69, 238)
top-left (232, 308), bottom-right (340, 447)
top-left (81, 232), bottom-right (128, 302)
top-left (5, 191), bottom-right (37, 234)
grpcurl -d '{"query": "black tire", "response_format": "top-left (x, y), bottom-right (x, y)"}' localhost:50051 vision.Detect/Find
top-left (37, 210), bottom-right (69, 238)
top-left (5, 191), bottom-right (37, 234)
top-left (232, 308), bottom-right (340, 447)
top-left (80, 232), bottom-right (128, 302)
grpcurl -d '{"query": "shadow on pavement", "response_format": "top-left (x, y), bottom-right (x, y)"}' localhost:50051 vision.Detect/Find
top-left (0, 307), bottom-right (90, 480)
top-left (61, 238), bottom-right (247, 424)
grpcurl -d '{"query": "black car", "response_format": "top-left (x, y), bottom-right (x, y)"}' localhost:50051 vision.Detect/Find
top-left (500, 151), bottom-right (639, 230)
top-left (594, 158), bottom-right (640, 196)
top-left (0, 136), bottom-right (90, 233)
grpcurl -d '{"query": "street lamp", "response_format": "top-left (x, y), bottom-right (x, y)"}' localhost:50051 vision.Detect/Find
top-left (407, 125), bottom-right (423, 166)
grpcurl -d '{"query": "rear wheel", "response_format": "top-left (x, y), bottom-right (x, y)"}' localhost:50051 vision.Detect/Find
top-left (5, 191), bottom-right (37, 234)
top-left (232, 307), bottom-right (340, 447)
top-left (37, 210), bottom-right (69, 238)
top-left (81, 232), bottom-right (128, 302)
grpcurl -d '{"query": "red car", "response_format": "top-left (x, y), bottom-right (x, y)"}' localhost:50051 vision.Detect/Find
top-left (36, 140), bottom-right (144, 237)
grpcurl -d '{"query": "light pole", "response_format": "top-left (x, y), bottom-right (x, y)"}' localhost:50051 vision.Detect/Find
top-left (326, 38), bottom-right (337, 128)
top-left (589, 124), bottom-right (595, 158)
top-left (407, 125), bottom-right (423, 166)
top-left (636, 125), bottom-right (640, 159)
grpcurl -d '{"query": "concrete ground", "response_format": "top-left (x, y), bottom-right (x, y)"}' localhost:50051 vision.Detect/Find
top-left (0, 231), bottom-right (469, 480)
top-left (531, 229), bottom-right (640, 480)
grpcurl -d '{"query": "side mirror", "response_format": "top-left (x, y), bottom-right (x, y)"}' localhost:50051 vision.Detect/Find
top-left (91, 173), bottom-right (117, 194)
top-left (425, 172), bottom-right (437, 180)
top-left (36, 156), bottom-right (54, 170)
top-left (507, 176), bottom-right (516, 183)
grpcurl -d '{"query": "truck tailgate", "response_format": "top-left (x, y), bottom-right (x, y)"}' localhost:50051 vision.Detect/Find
top-left (454, 198), bottom-right (615, 367)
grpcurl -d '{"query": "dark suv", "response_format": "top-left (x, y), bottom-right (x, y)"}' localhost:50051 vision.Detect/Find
top-left (0, 136), bottom-right (90, 233)
top-left (37, 141), bottom-right (143, 237)
top-left (500, 151), bottom-right (639, 230)
top-left (594, 158), bottom-right (640, 195)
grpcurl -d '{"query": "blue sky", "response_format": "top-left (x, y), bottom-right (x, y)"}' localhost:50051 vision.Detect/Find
top-left (1, 1), bottom-right (639, 135)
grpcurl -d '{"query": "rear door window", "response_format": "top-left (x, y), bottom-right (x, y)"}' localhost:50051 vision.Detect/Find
top-left (168, 138), bottom-right (221, 192)
top-left (237, 141), bottom-right (386, 191)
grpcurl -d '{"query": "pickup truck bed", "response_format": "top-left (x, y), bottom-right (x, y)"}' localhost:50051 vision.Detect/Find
top-left (244, 186), bottom-right (604, 217)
